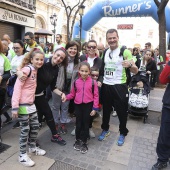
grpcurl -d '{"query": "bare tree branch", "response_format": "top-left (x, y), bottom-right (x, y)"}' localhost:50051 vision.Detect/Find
top-left (154, 0), bottom-right (160, 7)
top-left (70, 0), bottom-right (86, 39)
top-left (158, 0), bottom-right (169, 14)
top-left (60, 0), bottom-right (86, 41)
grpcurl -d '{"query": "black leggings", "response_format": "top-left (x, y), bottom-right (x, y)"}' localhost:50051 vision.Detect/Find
top-left (75, 102), bottom-right (93, 143)
top-left (34, 95), bottom-right (57, 136)
top-left (0, 88), bottom-right (6, 127)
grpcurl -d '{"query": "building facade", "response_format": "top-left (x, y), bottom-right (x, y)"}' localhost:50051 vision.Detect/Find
top-left (0, 0), bottom-right (36, 41)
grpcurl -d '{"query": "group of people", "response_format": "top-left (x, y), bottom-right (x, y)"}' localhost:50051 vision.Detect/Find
top-left (0, 29), bottom-right (169, 170)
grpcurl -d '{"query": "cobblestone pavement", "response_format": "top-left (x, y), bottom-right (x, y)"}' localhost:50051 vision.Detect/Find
top-left (1, 88), bottom-right (170, 170)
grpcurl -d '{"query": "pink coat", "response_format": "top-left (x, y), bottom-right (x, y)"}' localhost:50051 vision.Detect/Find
top-left (12, 65), bottom-right (37, 112)
top-left (66, 76), bottom-right (99, 110)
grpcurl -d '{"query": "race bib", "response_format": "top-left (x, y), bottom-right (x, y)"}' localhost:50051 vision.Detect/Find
top-left (105, 62), bottom-right (117, 78)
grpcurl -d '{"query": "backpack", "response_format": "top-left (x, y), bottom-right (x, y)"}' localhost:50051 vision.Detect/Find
top-left (103, 46), bottom-right (131, 85)
top-left (74, 78), bottom-right (94, 95)
top-left (6, 66), bottom-right (32, 98)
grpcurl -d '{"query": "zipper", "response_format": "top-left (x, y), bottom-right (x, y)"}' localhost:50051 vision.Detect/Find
top-left (82, 80), bottom-right (85, 103)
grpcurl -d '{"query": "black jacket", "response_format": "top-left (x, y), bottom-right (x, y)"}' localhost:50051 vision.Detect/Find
top-left (35, 58), bottom-right (59, 94)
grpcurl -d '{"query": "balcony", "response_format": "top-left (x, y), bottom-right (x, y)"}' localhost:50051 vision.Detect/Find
top-left (2, 0), bottom-right (36, 12)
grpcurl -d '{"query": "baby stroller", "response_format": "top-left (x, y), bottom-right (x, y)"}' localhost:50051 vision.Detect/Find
top-left (128, 68), bottom-right (150, 123)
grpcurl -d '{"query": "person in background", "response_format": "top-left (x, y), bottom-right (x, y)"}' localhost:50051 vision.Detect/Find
top-left (154, 48), bottom-right (164, 84)
top-left (65, 62), bottom-right (99, 154)
top-left (54, 34), bottom-right (66, 51)
top-left (0, 39), bottom-right (11, 145)
top-left (12, 48), bottom-right (46, 167)
top-left (10, 40), bottom-right (27, 128)
top-left (97, 43), bottom-right (105, 59)
top-left (1, 40), bottom-right (15, 62)
top-left (141, 49), bottom-right (157, 90)
top-left (81, 42), bottom-right (88, 55)
top-left (152, 61), bottom-right (170, 170)
top-left (24, 32), bottom-right (43, 52)
top-left (132, 47), bottom-right (141, 69)
top-left (2, 34), bottom-right (13, 50)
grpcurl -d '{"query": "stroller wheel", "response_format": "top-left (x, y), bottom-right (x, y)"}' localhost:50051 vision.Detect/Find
top-left (143, 115), bottom-right (148, 124)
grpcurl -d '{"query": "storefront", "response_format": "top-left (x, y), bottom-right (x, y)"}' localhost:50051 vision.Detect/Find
top-left (0, 7), bottom-right (35, 41)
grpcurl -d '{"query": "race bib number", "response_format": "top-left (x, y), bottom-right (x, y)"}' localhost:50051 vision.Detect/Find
top-left (105, 62), bottom-right (117, 78)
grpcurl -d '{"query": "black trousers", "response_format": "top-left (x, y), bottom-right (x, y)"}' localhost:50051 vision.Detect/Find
top-left (75, 102), bottom-right (93, 143)
top-left (34, 95), bottom-right (57, 136)
top-left (101, 83), bottom-right (129, 136)
top-left (0, 88), bottom-right (6, 127)
top-left (156, 106), bottom-right (170, 162)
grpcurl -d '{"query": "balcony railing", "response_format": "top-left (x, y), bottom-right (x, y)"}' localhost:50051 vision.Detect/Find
top-left (5, 0), bottom-right (36, 11)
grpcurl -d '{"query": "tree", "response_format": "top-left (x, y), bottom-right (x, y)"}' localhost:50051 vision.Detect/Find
top-left (59, 0), bottom-right (86, 42)
top-left (154, 0), bottom-right (169, 60)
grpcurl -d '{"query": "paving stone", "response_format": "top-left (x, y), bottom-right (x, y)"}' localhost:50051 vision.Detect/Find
top-left (71, 160), bottom-right (81, 166)
top-left (79, 162), bottom-right (88, 169)
top-left (87, 165), bottom-right (97, 170)
top-left (63, 157), bottom-right (73, 163)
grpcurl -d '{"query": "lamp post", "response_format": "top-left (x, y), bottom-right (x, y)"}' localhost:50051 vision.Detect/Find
top-left (79, 5), bottom-right (85, 43)
top-left (50, 13), bottom-right (57, 43)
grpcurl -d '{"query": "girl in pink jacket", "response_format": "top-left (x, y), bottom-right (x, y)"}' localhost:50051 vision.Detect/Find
top-left (12, 48), bottom-right (46, 167)
top-left (66, 61), bottom-right (99, 154)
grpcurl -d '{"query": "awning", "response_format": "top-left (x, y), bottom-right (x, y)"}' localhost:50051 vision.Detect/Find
top-left (34, 29), bottom-right (53, 36)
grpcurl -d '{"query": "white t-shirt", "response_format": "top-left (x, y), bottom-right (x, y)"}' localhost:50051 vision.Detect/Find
top-left (87, 57), bottom-right (96, 67)
top-left (103, 48), bottom-right (126, 85)
top-left (10, 55), bottom-right (25, 75)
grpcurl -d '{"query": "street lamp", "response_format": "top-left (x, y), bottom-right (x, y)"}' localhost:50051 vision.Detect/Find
top-left (50, 13), bottom-right (57, 43)
top-left (79, 5), bottom-right (85, 43)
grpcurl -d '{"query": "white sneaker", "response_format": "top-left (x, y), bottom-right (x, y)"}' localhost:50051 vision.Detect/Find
top-left (18, 153), bottom-right (35, 167)
top-left (112, 111), bottom-right (117, 117)
top-left (89, 128), bottom-right (95, 138)
top-left (71, 128), bottom-right (75, 136)
top-left (29, 147), bottom-right (46, 156)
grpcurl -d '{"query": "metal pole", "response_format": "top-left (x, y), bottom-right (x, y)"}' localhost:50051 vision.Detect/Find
top-left (80, 15), bottom-right (82, 43)
top-left (53, 21), bottom-right (56, 43)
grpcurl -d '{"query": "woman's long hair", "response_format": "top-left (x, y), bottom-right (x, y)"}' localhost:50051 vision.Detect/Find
top-left (20, 48), bottom-right (44, 68)
top-left (65, 41), bottom-right (80, 65)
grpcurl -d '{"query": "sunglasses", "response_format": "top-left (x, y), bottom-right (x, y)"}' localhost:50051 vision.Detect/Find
top-left (91, 74), bottom-right (99, 77)
top-left (87, 46), bottom-right (96, 50)
top-left (24, 39), bottom-right (31, 42)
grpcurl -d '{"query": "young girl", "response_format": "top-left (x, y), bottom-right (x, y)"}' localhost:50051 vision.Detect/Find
top-left (12, 48), bottom-right (46, 167)
top-left (66, 62), bottom-right (99, 154)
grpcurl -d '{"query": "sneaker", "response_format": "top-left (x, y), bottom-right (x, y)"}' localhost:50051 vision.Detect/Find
top-left (3, 118), bottom-right (12, 124)
top-left (89, 128), bottom-right (95, 138)
top-left (98, 130), bottom-right (110, 141)
top-left (117, 134), bottom-right (125, 146)
top-left (73, 140), bottom-right (82, 151)
top-left (51, 134), bottom-right (66, 145)
top-left (152, 161), bottom-right (167, 170)
top-left (29, 147), bottom-right (46, 156)
top-left (80, 143), bottom-right (88, 154)
top-left (71, 128), bottom-right (75, 136)
top-left (56, 124), bottom-right (60, 135)
top-left (12, 121), bottom-right (20, 129)
top-left (112, 111), bottom-right (117, 117)
top-left (60, 123), bottom-right (67, 134)
top-left (18, 153), bottom-right (35, 167)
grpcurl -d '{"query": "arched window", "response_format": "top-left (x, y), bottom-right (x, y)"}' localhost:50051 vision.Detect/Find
top-left (35, 16), bottom-right (46, 31)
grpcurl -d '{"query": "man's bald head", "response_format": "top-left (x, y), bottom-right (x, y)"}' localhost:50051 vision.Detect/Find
top-left (3, 34), bottom-right (11, 44)
top-left (1, 40), bottom-right (9, 53)
top-left (97, 43), bottom-right (105, 51)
